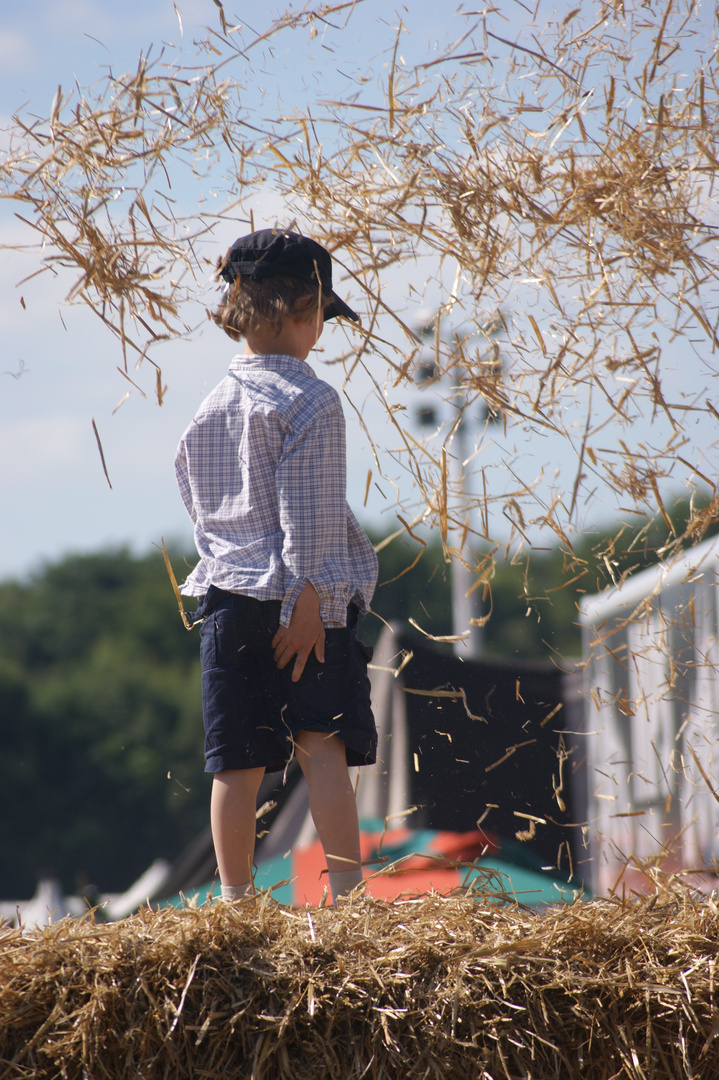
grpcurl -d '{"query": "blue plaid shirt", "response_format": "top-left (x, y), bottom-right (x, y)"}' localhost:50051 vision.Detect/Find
top-left (174, 353), bottom-right (378, 627)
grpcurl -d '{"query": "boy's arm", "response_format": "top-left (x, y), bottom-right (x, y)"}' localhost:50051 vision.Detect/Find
top-left (272, 580), bottom-right (325, 682)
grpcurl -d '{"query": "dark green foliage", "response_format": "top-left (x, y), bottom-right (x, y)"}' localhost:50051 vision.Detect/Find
top-left (0, 549), bottom-right (208, 900)
top-left (366, 532), bottom-right (582, 661)
top-left (368, 537), bottom-right (453, 644)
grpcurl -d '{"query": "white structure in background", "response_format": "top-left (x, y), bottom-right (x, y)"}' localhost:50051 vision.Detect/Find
top-left (580, 535), bottom-right (719, 896)
top-left (0, 860), bottom-right (171, 930)
top-left (0, 876), bottom-right (70, 930)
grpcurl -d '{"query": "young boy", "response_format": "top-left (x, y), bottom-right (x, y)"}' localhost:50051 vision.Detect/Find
top-left (174, 228), bottom-right (378, 904)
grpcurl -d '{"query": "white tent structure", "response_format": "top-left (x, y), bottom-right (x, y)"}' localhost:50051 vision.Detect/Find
top-left (0, 861), bottom-right (172, 930)
top-left (579, 535), bottom-right (719, 896)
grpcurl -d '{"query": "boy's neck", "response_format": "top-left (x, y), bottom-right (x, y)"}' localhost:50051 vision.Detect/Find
top-left (244, 316), bottom-right (322, 362)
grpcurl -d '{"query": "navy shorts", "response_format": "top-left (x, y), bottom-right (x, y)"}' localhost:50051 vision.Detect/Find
top-left (194, 586), bottom-right (377, 774)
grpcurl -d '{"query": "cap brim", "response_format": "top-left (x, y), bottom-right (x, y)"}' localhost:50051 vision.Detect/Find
top-left (324, 293), bottom-right (360, 323)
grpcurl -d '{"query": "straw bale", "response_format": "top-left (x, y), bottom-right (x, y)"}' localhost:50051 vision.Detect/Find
top-left (2, 883), bottom-right (719, 1079)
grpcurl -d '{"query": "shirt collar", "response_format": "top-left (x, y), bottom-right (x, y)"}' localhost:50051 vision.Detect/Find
top-left (229, 353), bottom-right (317, 379)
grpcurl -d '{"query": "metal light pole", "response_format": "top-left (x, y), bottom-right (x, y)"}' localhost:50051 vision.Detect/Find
top-left (414, 320), bottom-right (485, 659)
top-left (448, 398), bottom-right (483, 659)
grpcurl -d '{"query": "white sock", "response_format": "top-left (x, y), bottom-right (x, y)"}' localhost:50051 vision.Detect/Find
top-left (220, 882), bottom-right (254, 901)
top-left (329, 868), bottom-right (364, 904)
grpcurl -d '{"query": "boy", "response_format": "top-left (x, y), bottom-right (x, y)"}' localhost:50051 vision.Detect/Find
top-left (174, 228), bottom-right (378, 904)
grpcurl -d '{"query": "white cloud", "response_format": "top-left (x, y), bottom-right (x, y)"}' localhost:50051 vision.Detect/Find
top-left (0, 30), bottom-right (36, 78)
top-left (38, 0), bottom-right (172, 47)
top-left (0, 415), bottom-right (90, 489)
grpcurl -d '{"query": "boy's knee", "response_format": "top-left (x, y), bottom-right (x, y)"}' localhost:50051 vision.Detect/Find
top-left (294, 732), bottom-right (350, 783)
top-left (295, 729), bottom-right (344, 758)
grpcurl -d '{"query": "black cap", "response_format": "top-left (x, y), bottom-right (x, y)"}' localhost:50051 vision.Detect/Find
top-left (219, 229), bottom-right (359, 323)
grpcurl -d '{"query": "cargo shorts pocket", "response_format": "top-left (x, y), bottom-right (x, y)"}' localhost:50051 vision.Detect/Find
top-left (200, 604), bottom-right (242, 671)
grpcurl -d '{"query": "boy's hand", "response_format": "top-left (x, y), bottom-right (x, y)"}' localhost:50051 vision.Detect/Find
top-left (272, 581), bottom-right (325, 682)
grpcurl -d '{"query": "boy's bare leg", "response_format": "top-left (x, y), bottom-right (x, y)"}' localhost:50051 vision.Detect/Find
top-left (294, 730), bottom-right (364, 902)
top-left (210, 767), bottom-right (265, 893)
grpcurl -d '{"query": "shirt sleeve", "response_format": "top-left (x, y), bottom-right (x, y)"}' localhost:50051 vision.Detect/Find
top-left (173, 438), bottom-right (197, 525)
top-left (276, 404), bottom-right (352, 627)
top-left (347, 504), bottom-right (379, 610)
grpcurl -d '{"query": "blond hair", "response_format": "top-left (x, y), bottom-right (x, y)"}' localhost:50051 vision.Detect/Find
top-left (212, 270), bottom-right (332, 341)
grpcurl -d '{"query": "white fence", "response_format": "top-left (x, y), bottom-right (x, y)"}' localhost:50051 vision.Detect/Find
top-left (579, 536), bottom-right (719, 895)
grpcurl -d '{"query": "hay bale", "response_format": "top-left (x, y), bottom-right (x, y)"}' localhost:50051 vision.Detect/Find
top-left (1, 883), bottom-right (718, 1079)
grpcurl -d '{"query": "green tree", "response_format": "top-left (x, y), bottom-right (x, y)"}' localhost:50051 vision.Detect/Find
top-left (0, 549), bottom-right (207, 899)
